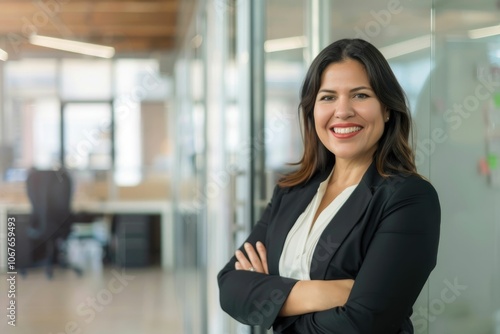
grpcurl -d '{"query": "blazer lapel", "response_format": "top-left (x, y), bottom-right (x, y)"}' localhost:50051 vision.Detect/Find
top-left (309, 162), bottom-right (381, 279)
top-left (267, 172), bottom-right (328, 275)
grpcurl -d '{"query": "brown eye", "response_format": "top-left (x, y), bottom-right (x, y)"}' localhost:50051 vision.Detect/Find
top-left (319, 95), bottom-right (334, 101)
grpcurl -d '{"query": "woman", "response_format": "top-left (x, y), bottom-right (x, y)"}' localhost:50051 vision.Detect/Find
top-left (218, 38), bottom-right (441, 333)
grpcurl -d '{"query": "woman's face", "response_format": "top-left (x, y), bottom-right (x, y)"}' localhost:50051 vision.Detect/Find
top-left (314, 59), bottom-right (388, 165)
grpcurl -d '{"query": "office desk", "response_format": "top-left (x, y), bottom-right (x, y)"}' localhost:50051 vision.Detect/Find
top-left (0, 200), bottom-right (174, 271)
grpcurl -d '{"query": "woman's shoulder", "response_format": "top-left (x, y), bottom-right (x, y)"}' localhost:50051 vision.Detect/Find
top-left (380, 172), bottom-right (439, 201)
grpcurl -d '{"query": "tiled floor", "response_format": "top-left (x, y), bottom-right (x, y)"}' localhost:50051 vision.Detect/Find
top-left (0, 266), bottom-right (184, 334)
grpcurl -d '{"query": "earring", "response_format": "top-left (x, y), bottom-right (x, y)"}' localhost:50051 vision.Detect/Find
top-left (386, 116), bottom-right (389, 121)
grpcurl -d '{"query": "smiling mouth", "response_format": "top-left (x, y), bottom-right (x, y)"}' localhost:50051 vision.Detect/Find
top-left (332, 126), bottom-right (362, 134)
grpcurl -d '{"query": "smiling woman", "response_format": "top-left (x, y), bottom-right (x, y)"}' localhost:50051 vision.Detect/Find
top-left (218, 39), bottom-right (441, 334)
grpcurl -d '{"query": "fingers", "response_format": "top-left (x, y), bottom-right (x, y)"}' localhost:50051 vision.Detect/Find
top-left (234, 242), bottom-right (268, 274)
top-left (244, 242), bottom-right (264, 272)
top-left (234, 249), bottom-right (252, 270)
top-left (256, 241), bottom-right (269, 274)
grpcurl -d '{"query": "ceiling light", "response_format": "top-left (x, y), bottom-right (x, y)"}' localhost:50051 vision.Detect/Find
top-left (379, 35), bottom-right (431, 60)
top-left (264, 36), bottom-right (307, 53)
top-left (29, 35), bottom-right (115, 58)
top-left (0, 48), bottom-right (7, 61)
top-left (468, 24), bottom-right (500, 39)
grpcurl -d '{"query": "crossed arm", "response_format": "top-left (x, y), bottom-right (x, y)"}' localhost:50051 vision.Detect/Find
top-left (234, 241), bottom-right (354, 317)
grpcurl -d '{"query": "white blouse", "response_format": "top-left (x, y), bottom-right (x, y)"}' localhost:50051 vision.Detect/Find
top-left (278, 172), bottom-right (358, 280)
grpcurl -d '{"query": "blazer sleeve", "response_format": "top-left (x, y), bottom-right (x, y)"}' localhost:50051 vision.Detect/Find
top-left (273, 177), bottom-right (441, 334)
top-left (217, 185), bottom-right (299, 329)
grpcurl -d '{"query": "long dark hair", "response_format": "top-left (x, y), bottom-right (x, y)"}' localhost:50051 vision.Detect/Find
top-left (279, 38), bottom-right (417, 187)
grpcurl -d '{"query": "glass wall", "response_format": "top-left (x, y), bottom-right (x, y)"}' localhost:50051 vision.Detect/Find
top-left (171, 0), bottom-right (263, 332)
top-left (428, 2), bottom-right (500, 333)
top-left (172, 0), bottom-right (500, 333)
top-left (263, 0), bottom-right (306, 184)
top-left (170, 10), bottom-right (208, 332)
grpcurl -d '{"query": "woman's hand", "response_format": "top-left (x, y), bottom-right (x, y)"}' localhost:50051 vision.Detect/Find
top-left (234, 241), bottom-right (269, 274)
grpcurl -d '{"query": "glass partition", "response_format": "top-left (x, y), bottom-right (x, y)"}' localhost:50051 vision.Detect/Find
top-left (171, 1), bottom-right (500, 333)
top-left (171, 7), bottom-right (208, 334)
top-left (264, 0), bottom-right (306, 176)
top-left (428, 1), bottom-right (500, 333)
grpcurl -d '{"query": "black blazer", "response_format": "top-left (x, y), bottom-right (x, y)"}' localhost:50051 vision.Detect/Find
top-left (218, 162), bottom-right (441, 334)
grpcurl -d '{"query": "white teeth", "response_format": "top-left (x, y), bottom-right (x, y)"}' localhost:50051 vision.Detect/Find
top-left (333, 126), bottom-right (362, 134)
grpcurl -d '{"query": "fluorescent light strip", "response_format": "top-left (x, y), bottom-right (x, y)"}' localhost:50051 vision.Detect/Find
top-left (264, 36), bottom-right (307, 53)
top-left (468, 24), bottom-right (500, 39)
top-left (29, 35), bottom-right (115, 58)
top-left (0, 48), bottom-right (7, 61)
top-left (379, 35), bottom-right (431, 60)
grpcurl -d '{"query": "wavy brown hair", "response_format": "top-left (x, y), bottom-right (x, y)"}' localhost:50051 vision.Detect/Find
top-left (278, 38), bottom-right (417, 187)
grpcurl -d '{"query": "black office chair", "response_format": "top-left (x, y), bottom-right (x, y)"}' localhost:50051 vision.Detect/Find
top-left (24, 167), bottom-right (81, 279)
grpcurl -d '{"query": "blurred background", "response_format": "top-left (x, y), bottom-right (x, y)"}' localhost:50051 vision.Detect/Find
top-left (0, 0), bottom-right (499, 333)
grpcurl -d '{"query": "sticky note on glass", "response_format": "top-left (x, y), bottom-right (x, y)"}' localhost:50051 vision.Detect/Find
top-left (488, 154), bottom-right (498, 169)
top-left (494, 93), bottom-right (500, 108)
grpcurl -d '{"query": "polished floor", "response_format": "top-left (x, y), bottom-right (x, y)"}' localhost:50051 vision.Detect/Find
top-left (0, 266), bottom-right (185, 334)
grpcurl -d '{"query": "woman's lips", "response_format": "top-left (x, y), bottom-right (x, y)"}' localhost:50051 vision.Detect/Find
top-left (330, 125), bottom-right (363, 138)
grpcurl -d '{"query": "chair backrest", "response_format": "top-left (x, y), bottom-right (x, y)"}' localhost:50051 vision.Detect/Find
top-left (26, 168), bottom-right (73, 240)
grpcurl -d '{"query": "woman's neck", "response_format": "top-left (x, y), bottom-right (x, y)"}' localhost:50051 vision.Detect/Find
top-left (330, 157), bottom-right (372, 187)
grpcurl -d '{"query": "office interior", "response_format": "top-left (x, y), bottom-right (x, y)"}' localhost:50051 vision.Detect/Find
top-left (0, 0), bottom-right (500, 333)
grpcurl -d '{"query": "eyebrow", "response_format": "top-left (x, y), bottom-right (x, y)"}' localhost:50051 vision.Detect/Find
top-left (318, 86), bottom-right (373, 94)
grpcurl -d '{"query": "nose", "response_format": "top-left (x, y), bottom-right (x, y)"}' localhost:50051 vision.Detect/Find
top-left (334, 96), bottom-right (354, 119)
